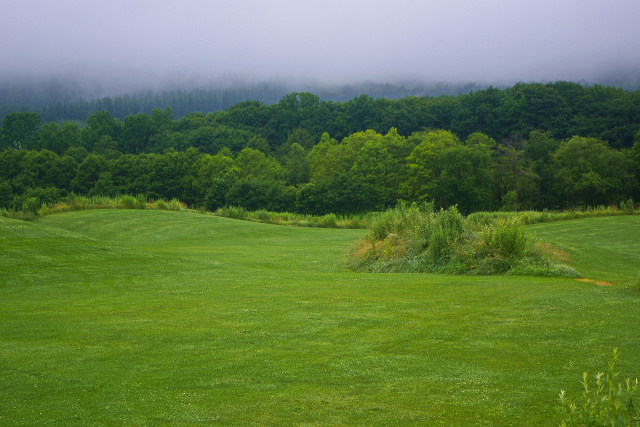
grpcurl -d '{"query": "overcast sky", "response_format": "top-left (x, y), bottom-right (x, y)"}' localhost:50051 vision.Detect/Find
top-left (1, 0), bottom-right (639, 86)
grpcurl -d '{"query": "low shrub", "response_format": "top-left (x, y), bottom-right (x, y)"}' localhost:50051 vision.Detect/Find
top-left (621, 197), bottom-right (635, 215)
top-left (165, 198), bottom-right (184, 211)
top-left (118, 195), bottom-right (137, 209)
top-left (154, 199), bottom-right (168, 210)
top-left (0, 207), bottom-right (35, 221)
top-left (136, 194), bottom-right (147, 209)
top-left (21, 197), bottom-right (41, 216)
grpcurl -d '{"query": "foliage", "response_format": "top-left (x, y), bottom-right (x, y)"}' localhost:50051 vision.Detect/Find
top-left (0, 112), bottom-right (42, 150)
top-left (295, 173), bottom-right (375, 215)
top-left (559, 349), bottom-right (640, 427)
top-left (553, 137), bottom-right (635, 207)
top-left (349, 202), bottom-right (579, 276)
top-left (21, 197), bottom-right (41, 216)
top-left (2, 82), bottom-right (640, 216)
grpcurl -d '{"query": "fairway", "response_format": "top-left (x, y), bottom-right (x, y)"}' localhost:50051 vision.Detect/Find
top-left (1, 211), bottom-right (639, 425)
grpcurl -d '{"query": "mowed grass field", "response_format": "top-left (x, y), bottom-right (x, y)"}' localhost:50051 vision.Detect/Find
top-left (1, 210), bottom-right (639, 425)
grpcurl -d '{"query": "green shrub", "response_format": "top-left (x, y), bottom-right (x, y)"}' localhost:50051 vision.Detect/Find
top-left (255, 209), bottom-right (271, 222)
top-left (467, 205), bottom-right (637, 228)
top-left (166, 198), bottom-right (184, 211)
top-left (369, 201), bottom-right (433, 241)
top-left (320, 213), bottom-right (337, 228)
top-left (22, 197), bottom-right (40, 215)
top-left (118, 195), bottom-right (137, 209)
top-left (155, 199), bottom-right (168, 210)
top-left (501, 190), bottom-right (519, 211)
top-left (559, 348), bottom-right (639, 426)
top-left (136, 194), bottom-right (147, 209)
top-left (370, 207), bottom-right (400, 240)
top-left (621, 198), bottom-right (635, 215)
top-left (438, 206), bottom-right (463, 241)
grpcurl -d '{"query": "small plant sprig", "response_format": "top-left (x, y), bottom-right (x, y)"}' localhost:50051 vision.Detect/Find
top-left (559, 348), bottom-right (640, 426)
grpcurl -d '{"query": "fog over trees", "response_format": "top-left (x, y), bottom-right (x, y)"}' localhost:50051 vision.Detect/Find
top-left (1, 1), bottom-right (639, 89)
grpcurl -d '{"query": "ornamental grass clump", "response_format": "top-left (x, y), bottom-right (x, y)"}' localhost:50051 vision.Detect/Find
top-left (348, 202), bottom-right (579, 276)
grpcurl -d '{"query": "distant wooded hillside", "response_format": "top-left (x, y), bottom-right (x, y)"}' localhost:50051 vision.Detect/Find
top-left (0, 80), bottom-right (487, 121)
top-left (1, 81), bottom-right (639, 215)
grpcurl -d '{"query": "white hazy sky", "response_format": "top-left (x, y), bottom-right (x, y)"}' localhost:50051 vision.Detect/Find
top-left (1, 0), bottom-right (639, 84)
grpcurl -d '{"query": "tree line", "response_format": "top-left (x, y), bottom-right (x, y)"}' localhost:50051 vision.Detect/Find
top-left (1, 82), bottom-right (639, 215)
top-left (0, 80), bottom-right (485, 122)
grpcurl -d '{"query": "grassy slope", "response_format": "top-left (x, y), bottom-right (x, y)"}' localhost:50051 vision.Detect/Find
top-left (529, 215), bottom-right (640, 285)
top-left (1, 211), bottom-right (639, 425)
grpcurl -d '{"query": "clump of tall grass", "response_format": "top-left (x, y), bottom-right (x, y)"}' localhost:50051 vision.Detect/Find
top-left (348, 202), bottom-right (579, 276)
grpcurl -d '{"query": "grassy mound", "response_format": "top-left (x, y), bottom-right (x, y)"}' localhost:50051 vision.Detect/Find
top-left (348, 202), bottom-right (579, 276)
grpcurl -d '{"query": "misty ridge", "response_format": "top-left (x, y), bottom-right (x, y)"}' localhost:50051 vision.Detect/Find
top-left (0, 74), bottom-right (489, 120)
top-left (3, 0), bottom-right (640, 122)
top-left (2, 67), bottom-right (640, 122)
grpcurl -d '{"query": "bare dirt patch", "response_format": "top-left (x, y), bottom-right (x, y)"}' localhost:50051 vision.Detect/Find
top-left (576, 278), bottom-right (613, 286)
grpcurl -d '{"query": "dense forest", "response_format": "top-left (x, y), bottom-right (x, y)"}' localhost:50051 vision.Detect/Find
top-left (0, 80), bottom-right (486, 121)
top-left (1, 81), bottom-right (639, 216)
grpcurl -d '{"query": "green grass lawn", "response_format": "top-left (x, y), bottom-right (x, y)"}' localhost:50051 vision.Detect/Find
top-left (1, 210), bottom-right (639, 425)
top-left (529, 215), bottom-right (640, 285)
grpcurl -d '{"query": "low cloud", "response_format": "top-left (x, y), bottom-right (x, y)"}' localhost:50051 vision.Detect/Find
top-left (1, 0), bottom-right (639, 89)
